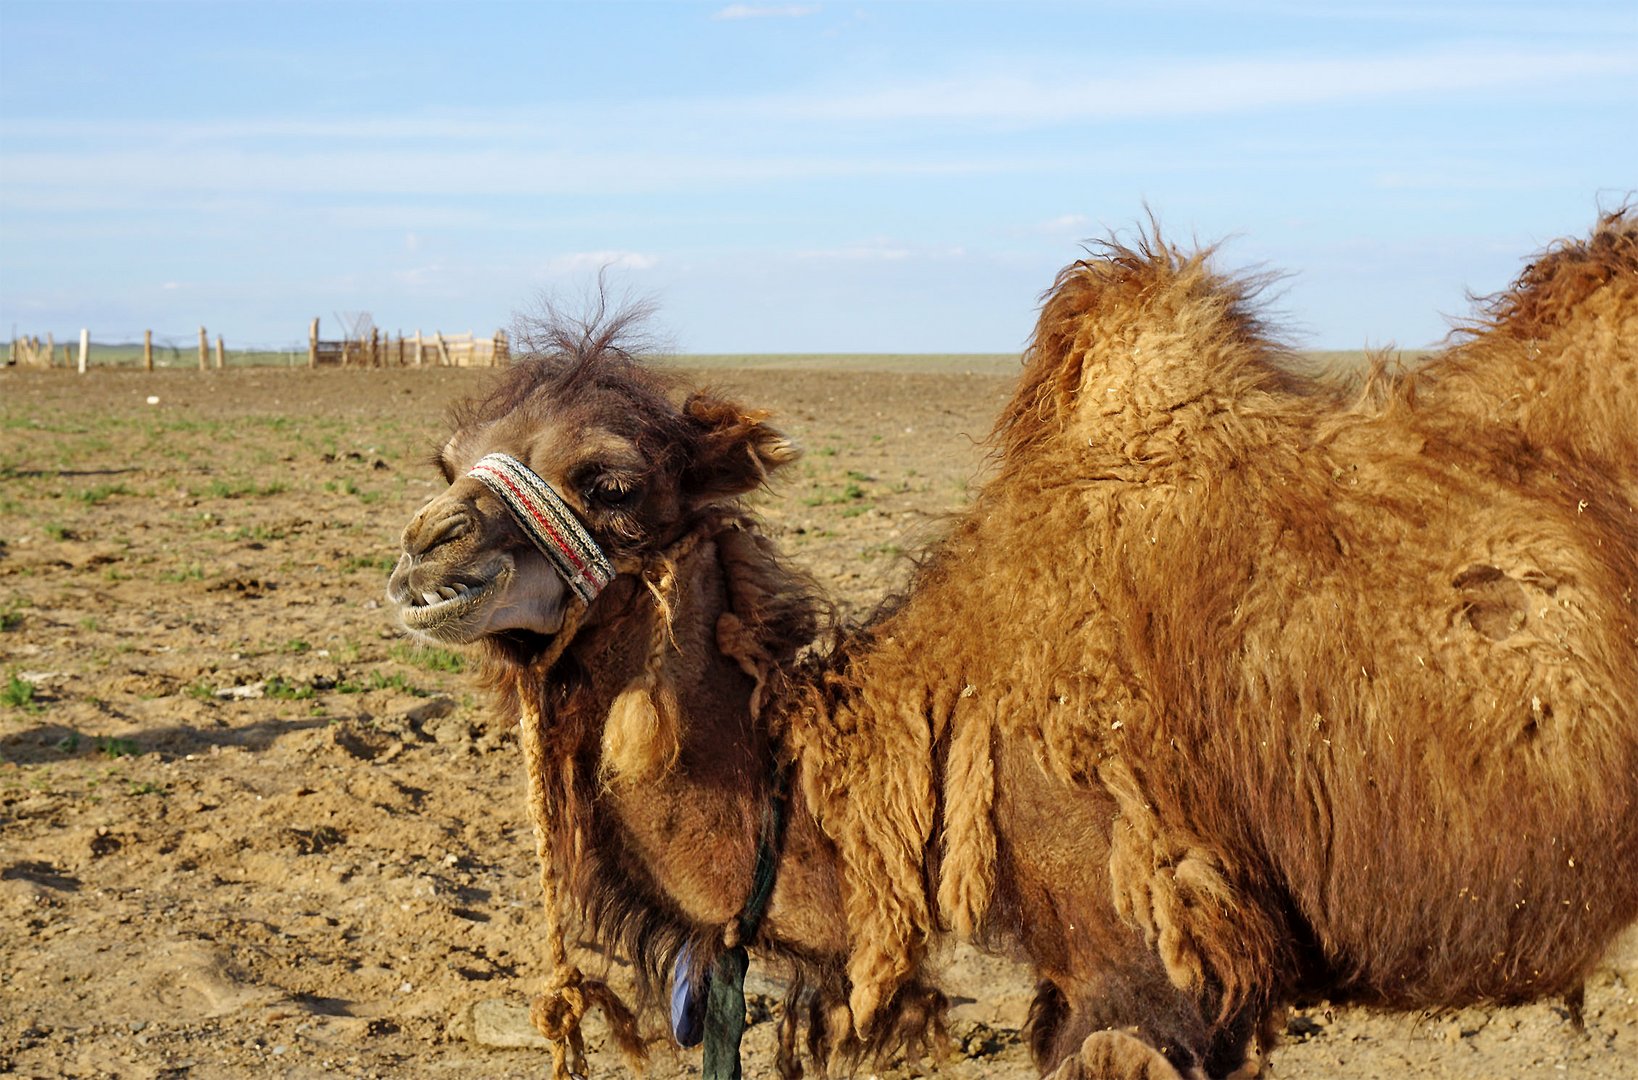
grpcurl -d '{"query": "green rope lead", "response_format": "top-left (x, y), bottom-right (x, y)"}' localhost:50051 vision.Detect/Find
top-left (701, 764), bottom-right (789, 1080)
top-left (703, 945), bottom-right (751, 1080)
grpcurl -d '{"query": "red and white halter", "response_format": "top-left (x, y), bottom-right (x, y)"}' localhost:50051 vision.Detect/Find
top-left (467, 452), bottom-right (615, 605)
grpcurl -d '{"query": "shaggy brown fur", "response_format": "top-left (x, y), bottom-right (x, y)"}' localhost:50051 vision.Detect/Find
top-left (391, 211), bottom-right (1638, 1079)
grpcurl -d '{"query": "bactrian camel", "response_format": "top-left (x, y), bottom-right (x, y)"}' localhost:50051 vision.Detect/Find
top-left (388, 211), bottom-right (1638, 1079)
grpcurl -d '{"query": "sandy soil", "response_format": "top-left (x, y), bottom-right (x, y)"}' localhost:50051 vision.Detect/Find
top-left (2, 365), bottom-right (1634, 1079)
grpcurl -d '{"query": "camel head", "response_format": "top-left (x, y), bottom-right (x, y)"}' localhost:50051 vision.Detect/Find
top-left (389, 346), bottom-right (799, 657)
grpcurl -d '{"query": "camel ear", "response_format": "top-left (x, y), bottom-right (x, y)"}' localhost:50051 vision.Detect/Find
top-left (681, 392), bottom-right (800, 505)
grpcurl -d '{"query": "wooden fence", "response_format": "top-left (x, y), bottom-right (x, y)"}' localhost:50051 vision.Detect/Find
top-left (6, 329), bottom-right (194, 372)
top-left (307, 320), bottom-right (510, 368)
top-left (7, 323), bottom-right (511, 371)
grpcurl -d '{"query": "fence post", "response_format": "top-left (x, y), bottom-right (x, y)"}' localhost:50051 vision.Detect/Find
top-left (78, 329), bottom-right (89, 374)
top-left (434, 331), bottom-right (450, 367)
top-left (370, 327), bottom-right (379, 367)
top-left (46, 332), bottom-right (55, 369)
top-left (215, 335), bottom-right (225, 370)
top-left (144, 330), bottom-right (154, 372)
top-left (413, 330), bottom-right (423, 367)
top-left (198, 327), bottom-right (208, 371)
top-left (309, 317), bottom-right (319, 368)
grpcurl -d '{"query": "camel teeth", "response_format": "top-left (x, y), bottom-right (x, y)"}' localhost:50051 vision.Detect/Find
top-left (421, 590), bottom-right (441, 606)
top-left (437, 585), bottom-right (458, 601)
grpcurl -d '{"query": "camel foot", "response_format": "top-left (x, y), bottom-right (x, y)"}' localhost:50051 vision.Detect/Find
top-left (1044, 1028), bottom-right (1196, 1080)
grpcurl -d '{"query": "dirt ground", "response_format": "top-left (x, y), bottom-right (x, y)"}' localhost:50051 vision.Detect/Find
top-left (2, 364), bottom-right (1634, 1079)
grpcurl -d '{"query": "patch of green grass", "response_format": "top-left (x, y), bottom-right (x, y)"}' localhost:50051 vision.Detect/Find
top-left (328, 477), bottom-right (381, 504)
top-left (55, 732), bottom-right (80, 754)
top-left (44, 523), bottom-right (74, 541)
top-left (284, 638), bottom-right (311, 655)
top-left (203, 478), bottom-right (287, 499)
top-left (264, 675), bottom-right (316, 701)
top-left (99, 736), bottom-right (139, 759)
top-left (370, 671), bottom-right (421, 694)
top-left (337, 670), bottom-right (426, 696)
top-left (229, 524), bottom-right (288, 542)
top-left (79, 616), bottom-right (100, 632)
top-left (3, 674), bottom-right (42, 712)
top-left (388, 642), bottom-right (464, 673)
top-left (802, 480), bottom-right (870, 508)
top-left (74, 483), bottom-right (129, 505)
top-left (0, 602), bottom-right (22, 632)
top-left (341, 552), bottom-right (399, 573)
top-left (185, 681), bottom-right (216, 701)
top-left (160, 564), bottom-right (205, 583)
top-left (127, 780), bottom-right (167, 797)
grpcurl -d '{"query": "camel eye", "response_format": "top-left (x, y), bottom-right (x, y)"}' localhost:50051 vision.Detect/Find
top-left (587, 476), bottom-right (640, 509)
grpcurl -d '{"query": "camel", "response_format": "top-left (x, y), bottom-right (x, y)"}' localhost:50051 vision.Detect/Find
top-left (387, 210), bottom-right (1638, 1079)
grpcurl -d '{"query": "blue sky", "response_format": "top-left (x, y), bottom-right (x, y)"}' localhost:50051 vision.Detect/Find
top-left (2, 1), bottom-right (1634, 353)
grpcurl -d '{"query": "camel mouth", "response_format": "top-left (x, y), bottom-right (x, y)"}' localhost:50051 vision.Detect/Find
top-left (387, 545), bottom-right (569, 645)
top-left (396, 576), bottom-right (498, 629)
top-left (388, 559), bottom-right (510, 643)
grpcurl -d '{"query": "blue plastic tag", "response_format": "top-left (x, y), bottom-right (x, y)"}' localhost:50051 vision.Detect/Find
top-left (671, 941), bottom-right (709, 1047)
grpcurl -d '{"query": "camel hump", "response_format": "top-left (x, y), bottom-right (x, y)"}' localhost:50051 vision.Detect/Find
top-left (1427, 208), bottom-right (1638, 498)
top-left (995, 227), bottom-right (1305, 478)
top-left (1469, 206), bottom-right (1637, 339)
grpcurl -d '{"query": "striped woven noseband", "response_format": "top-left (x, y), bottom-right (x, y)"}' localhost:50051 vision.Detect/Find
top-left (467, 452), bottom-right (615, 605)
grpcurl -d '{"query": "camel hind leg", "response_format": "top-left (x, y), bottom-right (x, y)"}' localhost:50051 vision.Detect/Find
top-left (1042, 1021), bottom-right (1272, 1080)
top-left (1045, 1028), bottom-right (1195, 1080)
top-left (1028, 974), bottom-right (1264, 1080)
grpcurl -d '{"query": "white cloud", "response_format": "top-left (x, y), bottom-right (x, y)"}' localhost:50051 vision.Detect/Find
top-left (793, 240), bottom-right (971, 262)
top-left (796, 243), bottom-right (911, 262)
top-left (771, 44), bottom-right (1637, 123)
top-left (712, 4), bottom-right (821, 20)
top-left (0, 147), bottom-right (1016, 201)
top-left (0, 45), bottom-right (1628, 217)
top-left (542, 251), bottom-right (659, 275)
top-left (1037, 214), bottom-right (1092, 234)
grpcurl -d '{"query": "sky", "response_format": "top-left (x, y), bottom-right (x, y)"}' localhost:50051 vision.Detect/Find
top-left (1, 1), bottom-right (1634, 354)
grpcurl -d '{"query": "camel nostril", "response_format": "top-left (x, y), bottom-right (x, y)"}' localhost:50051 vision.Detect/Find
top-left (404, 507), bottom-right (471, 558)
